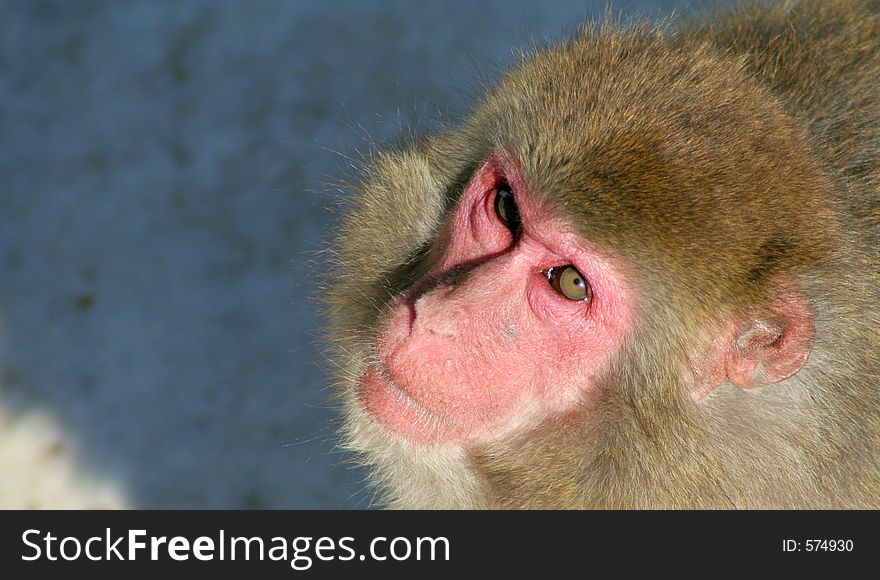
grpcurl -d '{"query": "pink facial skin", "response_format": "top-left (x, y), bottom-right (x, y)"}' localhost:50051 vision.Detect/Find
top-left (359, 151), bottom-right (632, 445)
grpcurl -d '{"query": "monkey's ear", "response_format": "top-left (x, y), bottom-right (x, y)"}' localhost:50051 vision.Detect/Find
top-left (724, 283), bottom-right (816, 390)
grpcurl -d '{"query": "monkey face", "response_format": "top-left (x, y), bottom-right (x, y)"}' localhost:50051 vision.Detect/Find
top-left (357, 150), bottom-right (632, 445)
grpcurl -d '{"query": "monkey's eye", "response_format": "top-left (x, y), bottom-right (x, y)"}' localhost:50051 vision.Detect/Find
top-left (545, 266), bottom-right (591, 302)
top-left (493, 185), bottom-right (521, 232)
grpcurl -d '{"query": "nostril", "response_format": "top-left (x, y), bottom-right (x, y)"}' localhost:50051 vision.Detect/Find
top-left (424, 316), bottom-right (459, 338)
top-left (414, 291), bottom-right (462, 339)
top-left (428, 327), bottom-right (456, 338)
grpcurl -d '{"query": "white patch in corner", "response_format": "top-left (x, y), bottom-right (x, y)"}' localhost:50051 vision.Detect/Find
top-left (0, 405), bottom-right (128, 509)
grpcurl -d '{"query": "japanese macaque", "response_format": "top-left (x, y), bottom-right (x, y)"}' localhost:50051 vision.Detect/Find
top-left (325, 0), bottom-right (879, 508)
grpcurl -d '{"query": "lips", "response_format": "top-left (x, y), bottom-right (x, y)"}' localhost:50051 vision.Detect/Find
top-left (369, 362), bottom-right (426, 412)
top-left (357, 361), bottom-right (462, 444)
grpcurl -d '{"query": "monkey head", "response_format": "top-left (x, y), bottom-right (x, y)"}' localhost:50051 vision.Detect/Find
top-left (326, 12), bottom-right (879, 508)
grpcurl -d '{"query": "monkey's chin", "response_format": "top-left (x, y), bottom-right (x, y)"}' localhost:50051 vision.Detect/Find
top-left (358, 364), bottom-right (467, 445)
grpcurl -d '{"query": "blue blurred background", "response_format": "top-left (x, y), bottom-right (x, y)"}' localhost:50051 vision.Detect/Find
top-left (0, 0), bottom-right (723, 508)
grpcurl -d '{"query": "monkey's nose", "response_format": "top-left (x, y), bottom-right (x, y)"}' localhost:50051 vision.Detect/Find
top-left (413, 289), bottom-right (465, 339)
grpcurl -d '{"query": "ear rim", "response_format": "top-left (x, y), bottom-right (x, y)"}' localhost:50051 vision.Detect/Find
top-left (691, 280), bottom-right (816, 400)
top-left (726, 281), bottom-right (816, 390)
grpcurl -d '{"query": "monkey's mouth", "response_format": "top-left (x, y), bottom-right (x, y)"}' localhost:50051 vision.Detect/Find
top-left (369, 363), bottom-right (428, 412)
top-left (357, 362), bottom-right (464, 444)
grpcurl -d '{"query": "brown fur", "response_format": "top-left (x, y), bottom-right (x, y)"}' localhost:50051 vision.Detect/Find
top-left (326, 0), bottom-right (879, 508)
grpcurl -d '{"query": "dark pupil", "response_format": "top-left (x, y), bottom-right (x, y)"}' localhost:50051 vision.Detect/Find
top-left (494, 187), bottom-right (520, 231)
